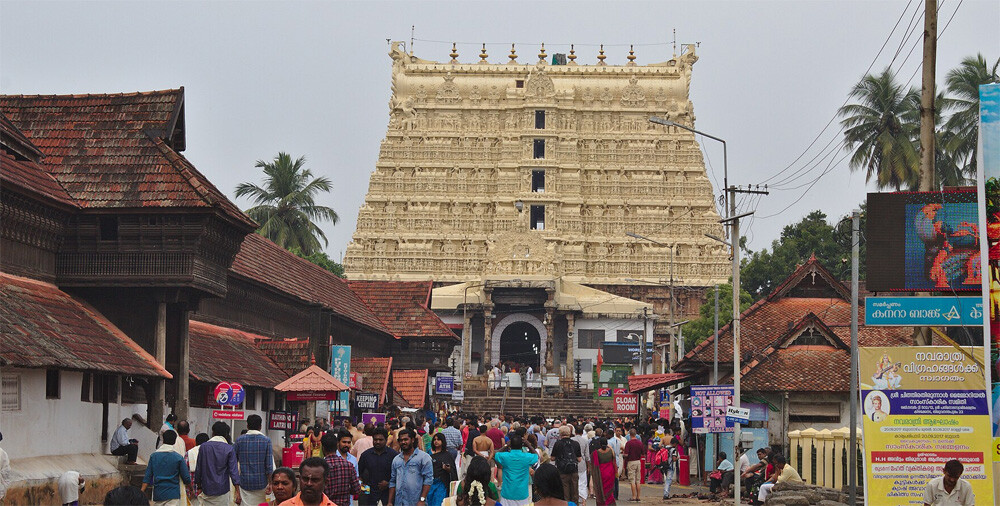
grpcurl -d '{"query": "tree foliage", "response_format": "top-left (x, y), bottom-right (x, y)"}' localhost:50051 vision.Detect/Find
top-left (683, 283), bottom-right (754, 350)
top-left (235, 152), bottom-right (339, 256)
top-left (289, 247), bottom-right (345, 277)
top-left (941, 54), bottom-right (1000, 177)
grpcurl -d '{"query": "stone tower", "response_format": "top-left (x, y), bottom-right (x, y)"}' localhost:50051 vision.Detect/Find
top-left (344, 41), bottom-right (728, 291)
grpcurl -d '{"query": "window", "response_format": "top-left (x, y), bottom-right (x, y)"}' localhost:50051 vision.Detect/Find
top-left (2, 374), bottom-right (20, 411)
top-left (81, 373), bottom-right (91, 402)
top-left (533, 139), bottom-right (545, 159)
top-left (246, 387), bottom-right (257, 410)
top-left (531, 170), bottom-right (545, 192)
top-left (535, 110), bottom-right (546, 129)
top-left (46, 369), bottom-right (61, 399)
top-left (577, 329), bottom-right (605, 349)
top-left (99, 216), bottom-right (119, 241)
top-left (529, 205), bottom-right (545, 230)
top-left (789, 329), bottom-right (828, 347)
top-left (516, 80), bottom-right (524, 88)
top-left (93, 374), bottom-right (118, 403)
top-left (789, 402), bottom-right (841, 424)
top-left (617, 330), bottom-right (644, 342)
top-left (121, 376), bottom-right (147, 404)
top-left (261, 389), bottom-right (271, 411)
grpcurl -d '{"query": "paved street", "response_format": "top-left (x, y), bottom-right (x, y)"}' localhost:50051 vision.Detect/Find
top-left (574, 479), bottom-right (719, 505)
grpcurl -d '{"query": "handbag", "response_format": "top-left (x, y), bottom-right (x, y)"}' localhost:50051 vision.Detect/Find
top-left (709, 470), bottom-right (723, 480)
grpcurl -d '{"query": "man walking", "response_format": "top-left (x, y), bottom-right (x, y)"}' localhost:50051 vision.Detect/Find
top-left (358, 428), bottom-right (397, 505)
top-left (387, 429), bottom-right (432, 506)
top-left (572, 424), bottom-right (590, 500)
top-left (351, 424), bottom-right (375, 459)
top-left (235, 414), bottom-right (273, 506)
top-left (142, 430), bottom-right (192, 506)
top-left (110, 418), bottom-right (139, 464)
top-left (493, 435), bottom-right (538, 506)
top-left (322, 431), bottom-right (361, 506)
top-left (281, 457), bottom-right (336, 506)
top-left (441, 418), bottom-right (463, 454)
top-left (550, 425), bottom-right (582, 503)
top-left (623, 428), bottom-right (644, 502)
top-left (194, 421), bottom-right (241, 506)
top-left (923, 459), bottom-right (975, 505)
top-left (176, 421), bottom-right (196, 452)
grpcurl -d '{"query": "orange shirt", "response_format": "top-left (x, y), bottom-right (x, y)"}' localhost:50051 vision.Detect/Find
top-left (278, 492), bottom-right (338, 506)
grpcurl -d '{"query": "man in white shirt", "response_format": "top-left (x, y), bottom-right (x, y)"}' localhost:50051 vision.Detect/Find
top-left (110, 418), bottom-right (139, 464)
top-left (923, 459), bottom-right (975, 506)
top-left (737, 445), bottom-right (751, 477)
top-left (58, 470), bottom-right (84, 506)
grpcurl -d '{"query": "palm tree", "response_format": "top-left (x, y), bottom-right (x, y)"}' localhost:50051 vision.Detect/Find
top-left (235, 152), bottom-right (339, 255)
top-left (838, 67), bottom-right (921, 190)
top-left (941, 54), bottom-right (1000, 177)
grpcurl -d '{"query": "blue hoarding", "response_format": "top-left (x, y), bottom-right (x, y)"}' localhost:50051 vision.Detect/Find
top-left (865, 296), bottom-right (983, 326)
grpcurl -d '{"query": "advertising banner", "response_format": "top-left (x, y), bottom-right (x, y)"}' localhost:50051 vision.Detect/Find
top-left (268, 410), bottom-right (298, 431)
top-left (331, 345), bottom-right (351, 415)
top-left (977, 82), bottom-right (1000, 503)
top-left (865, 296), bottom-right (983, 326)
top-left (602, 342), bottom-right (654, 364)
top-left (860, 347), bottom-right (992, 504)
top-left (613, 393), bottom-right (639, 414)
top-left (690, 385), bottom-right (734, 434)
top-left (436, 376), bottom-right (454, 395)
top-left (361, 412), bottom-right (386, 426)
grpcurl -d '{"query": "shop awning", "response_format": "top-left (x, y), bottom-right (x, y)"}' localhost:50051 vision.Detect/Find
top-left (628, 373), bottom-right (693, 394)
top-left (275, 364), bottom-right (349, 401)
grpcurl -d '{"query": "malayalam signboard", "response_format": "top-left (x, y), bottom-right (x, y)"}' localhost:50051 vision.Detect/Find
top-left (268, 410), bottom-right (298, 431)
top-left (860, 347), bottom-right (993, 504)
top-left (330, 345), bottom-right (351, 415)
top-left (213, 409), bottom-right (245, 420)
top-left (613, 393), bottom-right (639, 414)
top-left (690, 385), bottom-right (734, 434)
top-left (865, 296), bottom-right (983, 326)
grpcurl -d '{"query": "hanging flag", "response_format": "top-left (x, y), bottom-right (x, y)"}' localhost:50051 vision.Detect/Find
top-left (596, 349), bottom-right (604, 378)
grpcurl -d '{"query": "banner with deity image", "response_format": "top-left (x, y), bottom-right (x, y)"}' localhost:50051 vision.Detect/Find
top-left (330, 345), bottom-right (351, 415)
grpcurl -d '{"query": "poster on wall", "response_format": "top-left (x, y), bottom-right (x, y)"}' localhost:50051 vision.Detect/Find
top-left (690, 385), bottom-right (734, 434)
top-left (330, 345), bottom-right (351, 415)
top-left (976, 82), bottom-right (1000, 503)
top-left (860, 347), bottom-right (993, 504)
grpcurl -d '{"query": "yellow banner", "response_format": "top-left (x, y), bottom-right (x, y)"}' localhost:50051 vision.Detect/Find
top-left (860, 347), bottom-right (993, 505)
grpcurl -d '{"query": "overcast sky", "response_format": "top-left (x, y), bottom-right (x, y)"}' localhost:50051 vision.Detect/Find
top-left (2, 1), bottom-right (997, 259)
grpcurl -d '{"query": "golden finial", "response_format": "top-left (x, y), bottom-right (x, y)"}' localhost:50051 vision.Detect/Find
top-left (449, 43), bottom-right (459, 63)
top-left (479, 43), bottom-right (488, 63)
top-left (597, 44), bottom-right (607, 65)
top-left (508, 43), bottom-right (518, 63)
top-left (567, 44), bottom-right (577, 64)
top-left (627, 44), bottom-right (636, 65)
top-left (538, 43), bottom-right (547, 62)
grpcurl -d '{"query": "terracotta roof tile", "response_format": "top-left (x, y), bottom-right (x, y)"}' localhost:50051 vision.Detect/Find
top-left (0, 272), bottom-right (169, 377)
top-left (392, 369), bottom-right (428, 409)
top-left (258, 338), bottom-right (311, 376)
top-left (347, 281), bottom-right (457, 340)
top-left (0, 148), bottom-right (75, 207)
top-left (351, 356), bottom-right (393, 403)
top-left (0, 90), bottom-right (253, 227)
top-left (627, 373), bottom-right (693, 394)
top-left (232, 234), bottom-right (392, 336)
top-left (741, 347), bottom-right (851, 392)
top-left (275, 364), bottom-right (349, 392)
top-left (188, 320), bottom-right (289, 388)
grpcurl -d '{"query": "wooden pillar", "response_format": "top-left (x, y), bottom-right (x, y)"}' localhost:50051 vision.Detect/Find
top-left (175, 306), bottom-right (191, 421)
top-left (150, 301), bottom-right (167, 428)
top-left (483, 306), bottom-right (493, 371)
top-left (462, 310), bottom-right (473, 376)
top-left (565, 313), bottom-right (575, 380)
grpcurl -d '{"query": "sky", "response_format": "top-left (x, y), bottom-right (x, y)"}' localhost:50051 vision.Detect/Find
top-left (2, 0), bottom-right (997, 259)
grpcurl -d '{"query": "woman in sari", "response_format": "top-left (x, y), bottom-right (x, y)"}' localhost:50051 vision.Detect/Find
top-left (591, 437), bottom-right (617, 505)
top-left (644, 437), bottom-right (663, 484)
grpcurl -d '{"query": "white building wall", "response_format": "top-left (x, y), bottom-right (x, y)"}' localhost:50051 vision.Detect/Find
top-left (571, 317), bottom-right (647, 388)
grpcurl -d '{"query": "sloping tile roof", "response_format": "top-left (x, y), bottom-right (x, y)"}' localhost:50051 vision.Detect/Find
top-left (351, 356), bottom-right (393, 403)
top-left (231, 234), bottom-right (392, 336)
top-left (0, 148), bottom-right (75, 207)
top-left (627, 373), bottom-right (693, 394)
top-left (741, 347), bottom-right (851, 392)
top-left (258, 338), bottom-right (311, 376)
top-left (0, 111), bottom-right (42, 160)
top-left (347, 281), bottom-right (457, 340)
top-left (392, 369), bottom-right (428, 409)
top-left (0, 272), bottom-right (169, 377)
top-left (188, 320), bottom-right (289, 388)
top-left (275, 364), bottom-right (349, 392)
top-left (390, 384), bottom-right (413, 408)
top-left (0, 90), bottom-right (254, 228)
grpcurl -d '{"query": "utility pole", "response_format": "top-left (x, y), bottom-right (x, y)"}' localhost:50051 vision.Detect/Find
top-left (713, 285), bottom-right (719, 385)
top-left (639, 307), bottom-right (649, 420)
top-left (668, 244), bottom-right (677, 371)
top-left (849, 210), bottom-right (861, 506)
top-left (919, 0), bottom-right (937, 192)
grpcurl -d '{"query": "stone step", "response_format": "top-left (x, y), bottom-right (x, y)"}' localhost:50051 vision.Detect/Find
top-left (456, 394), bottom-right (617, 417)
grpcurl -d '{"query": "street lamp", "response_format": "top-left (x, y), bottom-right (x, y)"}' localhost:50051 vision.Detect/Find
top-left (649, 116), bottom-right (728, 216)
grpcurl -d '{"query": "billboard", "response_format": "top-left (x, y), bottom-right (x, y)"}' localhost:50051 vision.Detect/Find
top-left (330, 345), bottom-right (351, 415)
top-left (860, 347), bottom-right (993, 505)
top-left (867, 189), bottom-right (981, 292)
top-left (601, 342), bottom-right (654, 364)
top-left (690, 385), bottom-right (734, 434)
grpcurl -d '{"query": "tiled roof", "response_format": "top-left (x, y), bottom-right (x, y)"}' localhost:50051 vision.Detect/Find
top-left (232, 234), bottom-right (392, 336)
top-left (0, 147), bottom-right (75, 207)
top-left (390, 384), bottom-right (413, 409)
top-left (0, 111), bottom-right (43, 160)
top-left (741, 347), bottom-right (852, 392)
top-left (0, 90), bottom-right (254, 228)
top-left (0, 272), bottom-right (169, 377)
top-left (351, 356), bottom-right (393, 403)
top-left (347, 281), bottom-right (457, 340)
top-left (627, 373), bottom-right (693, 394)
top-left (258, 338), bottom-right (311, 376)
top-left (188, 320), bottom-right (289, 388)
top-left (392, 369), bottom-right (428, 409)
top-left (275, 364), bottom-right (350, 392)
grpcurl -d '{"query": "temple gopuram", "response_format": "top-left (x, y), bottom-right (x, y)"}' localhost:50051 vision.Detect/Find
top-left (344, 42), bottom-right (728, 389)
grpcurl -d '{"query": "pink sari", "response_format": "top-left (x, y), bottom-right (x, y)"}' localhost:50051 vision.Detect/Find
top-left (592, 449), bottom-right (617, 505)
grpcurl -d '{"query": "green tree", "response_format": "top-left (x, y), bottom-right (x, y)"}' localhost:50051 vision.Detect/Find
top-left (941, 54), bottom-right (1000, 177)
top-left (289, 247), bottom-right (345, 277)
top-left (235, 152), bottom-right (338, 255)
top-left (683, 283), bottom-right (754, 350)
top-left (838, 67), bottom-right (921, 190)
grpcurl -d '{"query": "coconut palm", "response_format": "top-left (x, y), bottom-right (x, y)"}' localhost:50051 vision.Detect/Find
top-left (235, 152), bottom-right (338, 255)
top-left (941, 54), bottom-right (1000, 177)
top-left (838, 67), bottom-right (921, 190)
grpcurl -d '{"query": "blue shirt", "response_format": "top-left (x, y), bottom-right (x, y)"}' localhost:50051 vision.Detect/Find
top-left (234, 431), bottom-right (273, 491)
top-left (144, 447), bottom-right (191, 501)
top-left (441, 427), bottom-right (463, 453)
top-left (493, 449), bottom-right (538, 501)
top-left (389, 449), bottom-right (433, 505)
top-left (195, 437), bottom-right (240, 496)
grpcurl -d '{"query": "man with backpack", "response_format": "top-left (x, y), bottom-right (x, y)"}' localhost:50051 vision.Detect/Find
top-left (549, 425), bottom-right (582, 503)
top-left (654, 438), bottom-right (680, 500)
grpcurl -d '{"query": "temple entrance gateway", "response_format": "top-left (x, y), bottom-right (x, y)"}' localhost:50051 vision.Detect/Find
top-left (499, 321), bottom-right (541, 370)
